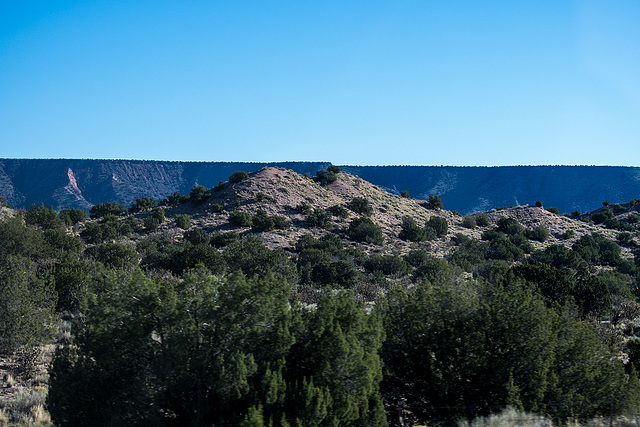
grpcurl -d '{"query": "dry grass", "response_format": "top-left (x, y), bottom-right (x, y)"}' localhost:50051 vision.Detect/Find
top-left (31, 404), bottom-right (51, 424)
top-left (457, 407), bottom-right (640, 427)
top-left (0, 389), bottom-right (51, 426)
top-left (458, 407), bottom-right (554, 427)
top-left (0, 327), bottom-right (61, 426)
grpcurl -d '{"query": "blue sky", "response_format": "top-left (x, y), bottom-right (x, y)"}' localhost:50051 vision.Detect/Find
top-left (1, 1), bottom-right (639, 166)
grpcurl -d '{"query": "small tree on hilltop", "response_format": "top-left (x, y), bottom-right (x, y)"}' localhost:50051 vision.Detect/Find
top-left (316, 169), bottom-right (337, 184)
top-left (165, 191), bottom-right (189, 207)
top-left (229, 171), bottom-right (249, 184)
top-left (546, 207), bottom-right (561, 216)
top-left (401, 190), bottom-right (410, 199)
top-left (426, 195), bottom-right (443, 210)
top-left (612, 204), bottom-right (624, 214)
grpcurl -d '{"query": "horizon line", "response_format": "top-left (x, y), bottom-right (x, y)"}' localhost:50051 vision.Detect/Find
top-left (0, 157), bottom-right (638, 168)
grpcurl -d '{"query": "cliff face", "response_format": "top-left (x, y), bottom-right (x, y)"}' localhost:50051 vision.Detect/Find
top-left (343, 165), bottom-right (640, 214)
top-left (0, 159), bottom-right (330, 211)
top-left (1, 159), bottom-right (639, 214)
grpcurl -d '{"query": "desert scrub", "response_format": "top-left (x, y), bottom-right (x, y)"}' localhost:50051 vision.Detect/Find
top-left (272, 215), bottom-right (290, 230)
top-left (475, 214), bottom-right (490, 227)
top-left (617, 232), bottom-right (636, 246)
top-left (462, 215), bottom-right (476, 229)
top-left (457, 406), bottom-right (553, 427)
top-left (627, 213), bottom-right (640, 223)
top-left (399, 216), bottom-right (426, 242)
top-left (526, 225), bottom-right (549, 242)
top-left (295, 202), bottom-right (311, 214)
top-left (425, 216), bottom-right (448, 238)
top-left (364, 255), bottom-right (411, 276)
top-left (251, 210), bottom-right (275, 232)
top-left (229, 170), bottom-right (249, 183)
top-left (348, 217), bottom-right (384, 244)
top-left (228, 211), bottom-right (252, 227)
top-left (306, 208), bottom-right (332, 229)
top-left (175, 214), bottom-right (191, 230)
top-left (349, 197), bottom-right (373, 216)
top-left (329, 205), bottom-right (349, 219)
top-left (546, 206), bottom-right (561, 216)
top-left (144, 216), bottom-right (160, 230)
top-left (612, 204), bottom-right (625, 214)
top-left (0, 389), bottom-right (50, 426)
top-left (256, 192), bottom-right (273, 202)
top-left (184, 229), bottom-right (210, 245)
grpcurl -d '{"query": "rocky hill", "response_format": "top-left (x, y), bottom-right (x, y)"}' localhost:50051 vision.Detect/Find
top-left (2, 160), bottom-right (640, 215)
top-left (119, 167), bottom-right (637, 263)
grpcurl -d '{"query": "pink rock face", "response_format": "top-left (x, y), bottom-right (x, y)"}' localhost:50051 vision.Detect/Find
top-left (65, 168), bottom-right (82, 197)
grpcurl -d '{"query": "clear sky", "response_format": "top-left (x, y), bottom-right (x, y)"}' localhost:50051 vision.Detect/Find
top-left (1, 1), bottom-right (639, 166)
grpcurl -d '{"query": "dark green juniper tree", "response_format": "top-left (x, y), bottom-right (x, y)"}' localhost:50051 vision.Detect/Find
top-left (49, 267), bottom-right (387, 426)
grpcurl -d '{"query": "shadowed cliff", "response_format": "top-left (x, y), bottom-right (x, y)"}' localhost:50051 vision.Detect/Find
top-left (1, 159), bottom-right (639, 214)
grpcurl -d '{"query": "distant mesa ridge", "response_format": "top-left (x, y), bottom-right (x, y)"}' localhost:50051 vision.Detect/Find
top-left (1, 158), bottom-right (639, 215)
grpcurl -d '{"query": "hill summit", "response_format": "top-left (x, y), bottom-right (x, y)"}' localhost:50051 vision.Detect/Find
top-left (119, 166), bottom-right (635, 260)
